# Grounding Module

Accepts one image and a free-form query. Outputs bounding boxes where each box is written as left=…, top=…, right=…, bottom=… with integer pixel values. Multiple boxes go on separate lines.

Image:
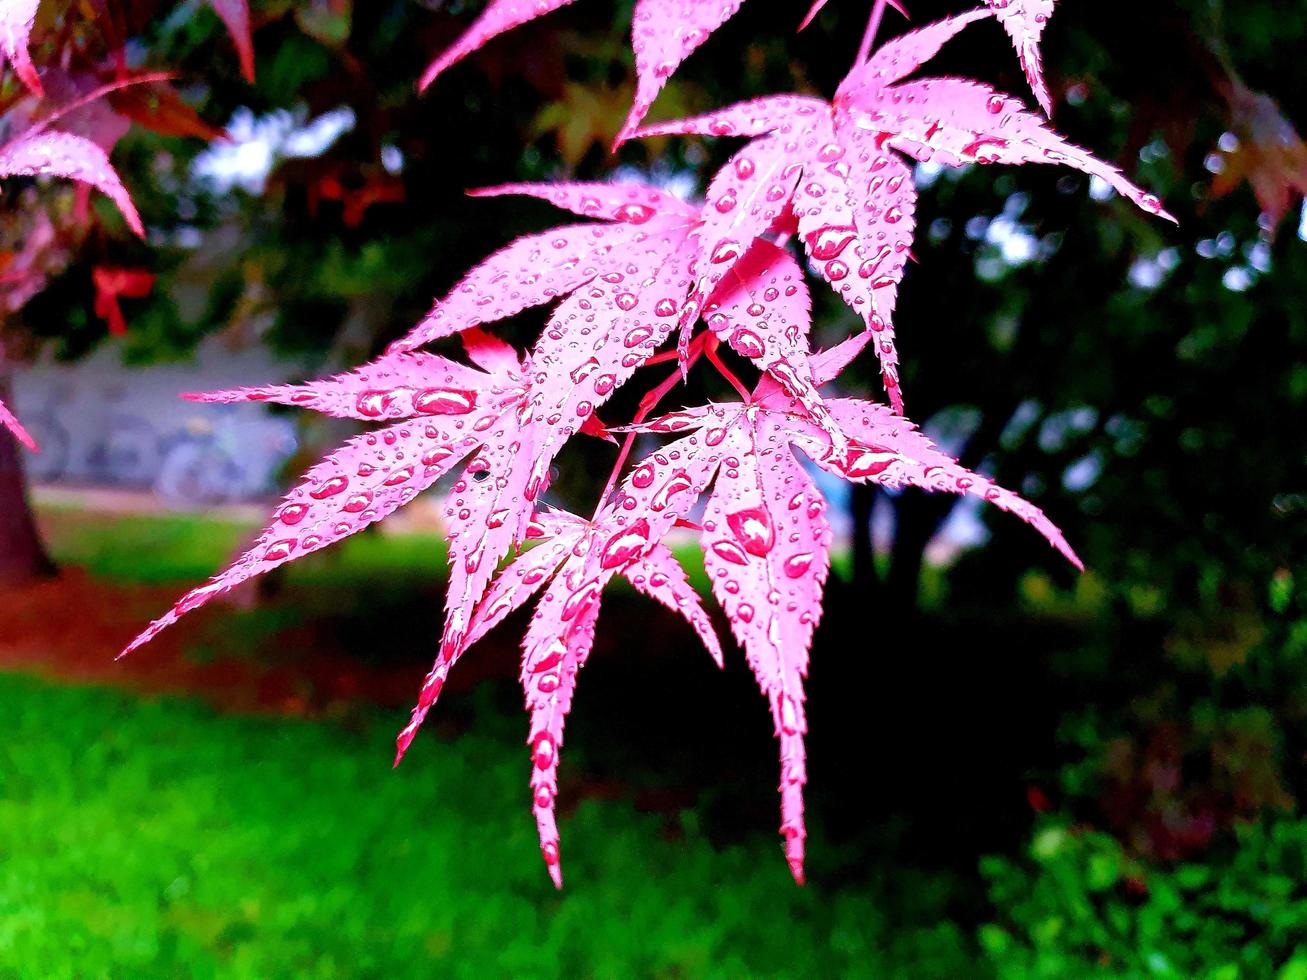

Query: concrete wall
left=12, top=340, right=303, bottom=504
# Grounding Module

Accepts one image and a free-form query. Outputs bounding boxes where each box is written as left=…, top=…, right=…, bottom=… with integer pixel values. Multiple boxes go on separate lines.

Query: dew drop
left=730, top=328, right=766, bottom=359
left=711, top=540, right=750, bottom=565
left=615, top=203, right=655, bottom=224
left=783, top=553, right=814, bottom=578
left=310, top=475, right=349, bottom=499
left=355, top=390, right=395, bottom=418
left=727, top=506, right=774, bottom=557
left=807, top=225, right=857, bottom=261
left=414, top=388, right=477, bottom=415
left=263, top=539, right=296, bottom=562
left=343, top=491, right=374, bottom=513
left=599, top=519, right=650, bottom=569
left=533, top=733, right=556, bottom=769
left=624, top=325, right=655, bottom=348
left=279, top=502, right=310, bottom=525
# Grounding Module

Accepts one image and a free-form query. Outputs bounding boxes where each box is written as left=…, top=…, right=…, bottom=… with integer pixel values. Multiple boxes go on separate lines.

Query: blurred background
left=0, top=0, right=1305, bottom=975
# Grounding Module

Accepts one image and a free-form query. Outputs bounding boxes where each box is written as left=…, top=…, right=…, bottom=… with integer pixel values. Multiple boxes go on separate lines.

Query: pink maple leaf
left=0, top=129, right=145, bottom=237
left=390, top=184, right=854, bottom=638
left=0, top=0, right=42, bottom=96
left=396, top=508, right=722, bottom=888
left=633, top=8, right=1172, bottom=413
left=395, top=327, right=1079, bottom=888
left=129, top=183, right=749, bottom=668
left=420, top=0, right=819, bottom=139
left=983, top=0, right=1058, bottom=115
left=417, top=1, right=1057, bottom=139
left=122, top=337, right=531, bottom=657
left=600, top=334, right=1081, bottom=883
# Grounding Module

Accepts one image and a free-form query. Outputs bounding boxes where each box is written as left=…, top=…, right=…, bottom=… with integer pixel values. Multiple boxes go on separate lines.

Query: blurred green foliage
left=981, top=818, right=1307, bottom=979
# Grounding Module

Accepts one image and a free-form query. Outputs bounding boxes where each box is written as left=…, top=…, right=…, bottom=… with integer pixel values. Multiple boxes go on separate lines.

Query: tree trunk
left=0, top=375, right=56, bottom=582
left=884, top=491, right=950, bottom=615
left=849, top=482, right=880, bottom=596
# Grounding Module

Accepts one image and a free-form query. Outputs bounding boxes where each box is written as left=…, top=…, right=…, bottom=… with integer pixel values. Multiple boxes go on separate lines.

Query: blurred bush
left=981, top=817, right=1307, bottom=978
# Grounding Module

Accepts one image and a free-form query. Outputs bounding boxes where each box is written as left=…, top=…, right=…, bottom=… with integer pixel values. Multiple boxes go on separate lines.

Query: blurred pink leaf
left=205, top=0, right=255, bottom=82
left=419, top=0, right=578, bottom=91
left=0, top=129, right=144, bottom=236
left=0, top=0, right=42, bottom=96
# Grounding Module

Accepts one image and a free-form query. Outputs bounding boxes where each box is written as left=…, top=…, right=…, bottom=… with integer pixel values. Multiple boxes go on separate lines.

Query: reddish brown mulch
left=0, top=568, right=453, bottom=718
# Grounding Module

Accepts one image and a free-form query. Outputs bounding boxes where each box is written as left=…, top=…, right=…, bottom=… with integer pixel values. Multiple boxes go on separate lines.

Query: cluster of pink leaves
left=418, top=0, right=1060, bottom=138
left=119, top=4, right=1171, bottom=886
left=0, top=0, right=253, bottom=446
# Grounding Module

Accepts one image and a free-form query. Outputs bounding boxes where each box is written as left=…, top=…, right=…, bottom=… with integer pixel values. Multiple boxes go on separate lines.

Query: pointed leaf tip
left=983, top=0, right=1057, bottom=115
left=0, top=0, right=42, bottom=96
left=620, top=0, right=749, bottom=137
left=0, top=131, right=145, bottom=237
left=204, top=0, right=256, bottom=82
left=798, top=0, right=827, bottom=31
left=418, top=0, right=578, bottom=92
left=0, top=398, right=36, bottom=451
left=393, top=728, right=416, bottom=768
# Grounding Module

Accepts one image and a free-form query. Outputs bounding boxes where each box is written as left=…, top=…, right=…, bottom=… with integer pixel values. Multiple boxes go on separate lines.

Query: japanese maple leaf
left=982, top=0, right=1058, bottom=115
left=607, top=334, right=1080, bottom=882
left=391, top=182, right=847, bottom=634
left=0, top=396, right=36, bottom=450
left=128, top=182, right=748, bottom=660
left=0, top=129, right=145, bottom=237
left=396, top=508, right=722, bottom=888
left=386, top=182, right=704, bottom=641
left=419, top=0, right=838, bottom=141
left=634, top=8, right=1172, bottom=414
left=396, top=332, right=1080, bottom=887
left=121, top=330, right=532, bottom=656
left=0, top=0, right=41, bottom=96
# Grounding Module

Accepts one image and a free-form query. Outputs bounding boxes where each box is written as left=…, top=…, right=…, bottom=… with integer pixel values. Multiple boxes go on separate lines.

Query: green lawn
left=0, top=675, right=973, bottom=978
left=35, top=507, right=449, bottom=587
left=4, top=505, right=1123, bottom=976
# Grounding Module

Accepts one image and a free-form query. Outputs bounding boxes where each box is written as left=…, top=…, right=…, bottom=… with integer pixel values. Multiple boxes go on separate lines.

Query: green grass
left=0, top=675, right=974, bottom=978
left=37, top=508, right=450, bottom=588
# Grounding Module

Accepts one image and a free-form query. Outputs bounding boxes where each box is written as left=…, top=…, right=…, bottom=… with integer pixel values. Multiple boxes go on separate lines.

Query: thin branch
left=594, top=333, right=707, bottom=516
left=854, top=0, right=908, bottom=67
left=704, top=336, right=751, bottom=400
